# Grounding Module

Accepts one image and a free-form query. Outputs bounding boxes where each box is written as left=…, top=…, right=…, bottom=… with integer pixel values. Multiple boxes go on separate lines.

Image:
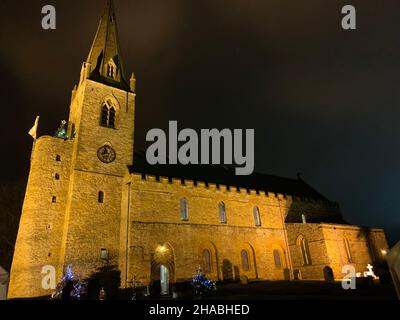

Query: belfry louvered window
left=107, top=63, right=115, bottom=78
left=101, top=105, right=109, bottom=127
left=109, top=107, right=116, bottom=128
left=100, top=100, right=116, bottom=129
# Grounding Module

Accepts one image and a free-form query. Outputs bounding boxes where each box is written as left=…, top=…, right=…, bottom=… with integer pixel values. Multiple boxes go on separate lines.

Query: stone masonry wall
left=8, top=137, right=73, bottom=299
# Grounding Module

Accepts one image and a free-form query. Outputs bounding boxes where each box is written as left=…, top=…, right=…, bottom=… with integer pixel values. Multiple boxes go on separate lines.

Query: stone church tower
left=8, top=0, right=136, bottom=298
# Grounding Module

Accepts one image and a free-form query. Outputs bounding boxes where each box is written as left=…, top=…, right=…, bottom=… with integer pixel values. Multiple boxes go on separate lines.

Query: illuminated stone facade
left=8, top=1, right=388, bottom=299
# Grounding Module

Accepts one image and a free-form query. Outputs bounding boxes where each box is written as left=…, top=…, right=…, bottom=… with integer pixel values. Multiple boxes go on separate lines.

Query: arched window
left=344, top=238, right=353, bottom=263
left=298, top=236, right=312, bottom=266
left=98, top=191, right=104, bottom=204
left=241, top=250, right=250, bottom=271
left=55, top=173, right=60, bottom=180
left=107, top=63, right=115, bottom=78
left=109, top=107, right=116, bottom=128
left=219, top=202, right=227, bottom=224
left=100, top=100, right=117, bottom=128
left=273, top=249, right=282, bottom=269
left=202, top=249, right=212, bottom=273
left=253, top=206, right=261, bottom=226
left=180, top=198, right=188, bottom=221
left=101, top=105, right=109, bottom=127
left=56, top=155, right=61, bottom=162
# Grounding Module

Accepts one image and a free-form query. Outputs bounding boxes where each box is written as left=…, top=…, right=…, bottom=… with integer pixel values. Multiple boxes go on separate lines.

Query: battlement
left=129, top=172, right=339, bottom=209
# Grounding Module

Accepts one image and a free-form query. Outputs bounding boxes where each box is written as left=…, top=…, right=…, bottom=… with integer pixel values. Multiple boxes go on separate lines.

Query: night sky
left=1, top=0, right=399, bottom=245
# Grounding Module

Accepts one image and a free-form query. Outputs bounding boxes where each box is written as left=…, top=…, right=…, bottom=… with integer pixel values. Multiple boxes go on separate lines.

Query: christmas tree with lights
left=191, top=266, right=216, bottom=296
left=51, top=265, right=83, bottom=300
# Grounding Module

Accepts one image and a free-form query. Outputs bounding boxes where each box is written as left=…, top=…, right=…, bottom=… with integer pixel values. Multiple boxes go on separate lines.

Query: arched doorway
left=151, top=243, right=175, bottom=296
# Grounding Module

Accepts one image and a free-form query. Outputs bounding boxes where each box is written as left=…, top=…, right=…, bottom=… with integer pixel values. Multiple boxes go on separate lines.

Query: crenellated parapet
left=127, top=171, right=342, bottom=227
left=128, top=172, right=339, bottom=209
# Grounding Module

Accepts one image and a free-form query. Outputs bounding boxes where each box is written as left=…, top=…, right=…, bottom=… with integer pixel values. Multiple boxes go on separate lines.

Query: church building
left=8, top=0, right=388, bottom=299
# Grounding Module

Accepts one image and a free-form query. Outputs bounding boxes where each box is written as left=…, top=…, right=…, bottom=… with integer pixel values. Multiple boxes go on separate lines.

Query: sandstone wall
left=124, top=174, right=294, bottom=286
left=8, top=136, right=73, bottom=298
left=286, top=223, right=388, bottom=280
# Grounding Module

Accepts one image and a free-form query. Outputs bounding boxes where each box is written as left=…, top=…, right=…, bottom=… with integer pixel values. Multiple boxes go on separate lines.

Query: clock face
left=97, top=145, right=116, bottom=164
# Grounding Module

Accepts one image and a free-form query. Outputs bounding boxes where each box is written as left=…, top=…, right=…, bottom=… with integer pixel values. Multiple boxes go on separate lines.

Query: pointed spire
left=86, top=0, right=129, bottom=90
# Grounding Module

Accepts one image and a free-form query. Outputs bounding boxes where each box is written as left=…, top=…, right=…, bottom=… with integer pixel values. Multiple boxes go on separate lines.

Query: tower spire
left=86, top=0, right=129, bottom=90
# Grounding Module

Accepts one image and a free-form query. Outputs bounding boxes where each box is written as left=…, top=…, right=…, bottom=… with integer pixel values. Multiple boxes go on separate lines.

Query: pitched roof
left=129, top=152, right=329, bottom=201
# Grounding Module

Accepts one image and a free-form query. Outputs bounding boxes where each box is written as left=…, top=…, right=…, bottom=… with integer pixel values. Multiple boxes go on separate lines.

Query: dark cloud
left=0, top=0, right=399, bottom=245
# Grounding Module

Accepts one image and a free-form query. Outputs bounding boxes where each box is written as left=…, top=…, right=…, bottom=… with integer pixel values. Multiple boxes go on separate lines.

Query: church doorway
left=150, top=243, right=175, bottom=297
left=160, top=265, right=170, bottom=296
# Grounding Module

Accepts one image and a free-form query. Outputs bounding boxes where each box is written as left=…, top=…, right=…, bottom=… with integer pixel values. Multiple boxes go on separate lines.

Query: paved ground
left=196, top=280, right=398, bottom=300
left=151, top=280, right=397, bottom=300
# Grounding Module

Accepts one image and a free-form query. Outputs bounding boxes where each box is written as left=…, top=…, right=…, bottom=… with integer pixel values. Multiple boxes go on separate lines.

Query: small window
left=56, top=155, right=61, bottom=162
left=107, top=63, right=115, bottom=78
left=253, top=206, right=261, bottom=227
left=55, top=173, right=60, bottom=180
left=52, top=196, right=57, bottom=203
left=219, top=202, right=227, bottom=224
left=101, top=248, right=109, bottom=260
left=202, top=249, right=212, bottom=273
left=344, top=238, right=353, bottom=263
left=180, top=198, right=189, bottom=221
left=98, top=191, right=104, bottom=204
left=273, top=249, right=282, bottom=269
left=241, top=250, right=250, bottom=271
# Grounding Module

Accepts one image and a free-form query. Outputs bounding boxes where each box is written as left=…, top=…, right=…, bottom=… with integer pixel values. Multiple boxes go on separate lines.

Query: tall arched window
left=273, top=249, right=282, bottom=269
left=180, top=198, right=188, bottom=221
left=101, top=105, right=109, bottom=127
left=98, top=191, right=104, bottom=204
left=344, top=238, right=353, bottom=263
left=253, top=206, right=261, bottom=227
left=241, top=250, right=250, bottom=271
left=202, top=249, right=212, bottom=273
left=219, top=202, right=227, bottom=224
left=298, top=236, right=312, bottom=266
left=100, top=100, right=116, bottom=128
left=109, top=107, right=116, bottom=128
